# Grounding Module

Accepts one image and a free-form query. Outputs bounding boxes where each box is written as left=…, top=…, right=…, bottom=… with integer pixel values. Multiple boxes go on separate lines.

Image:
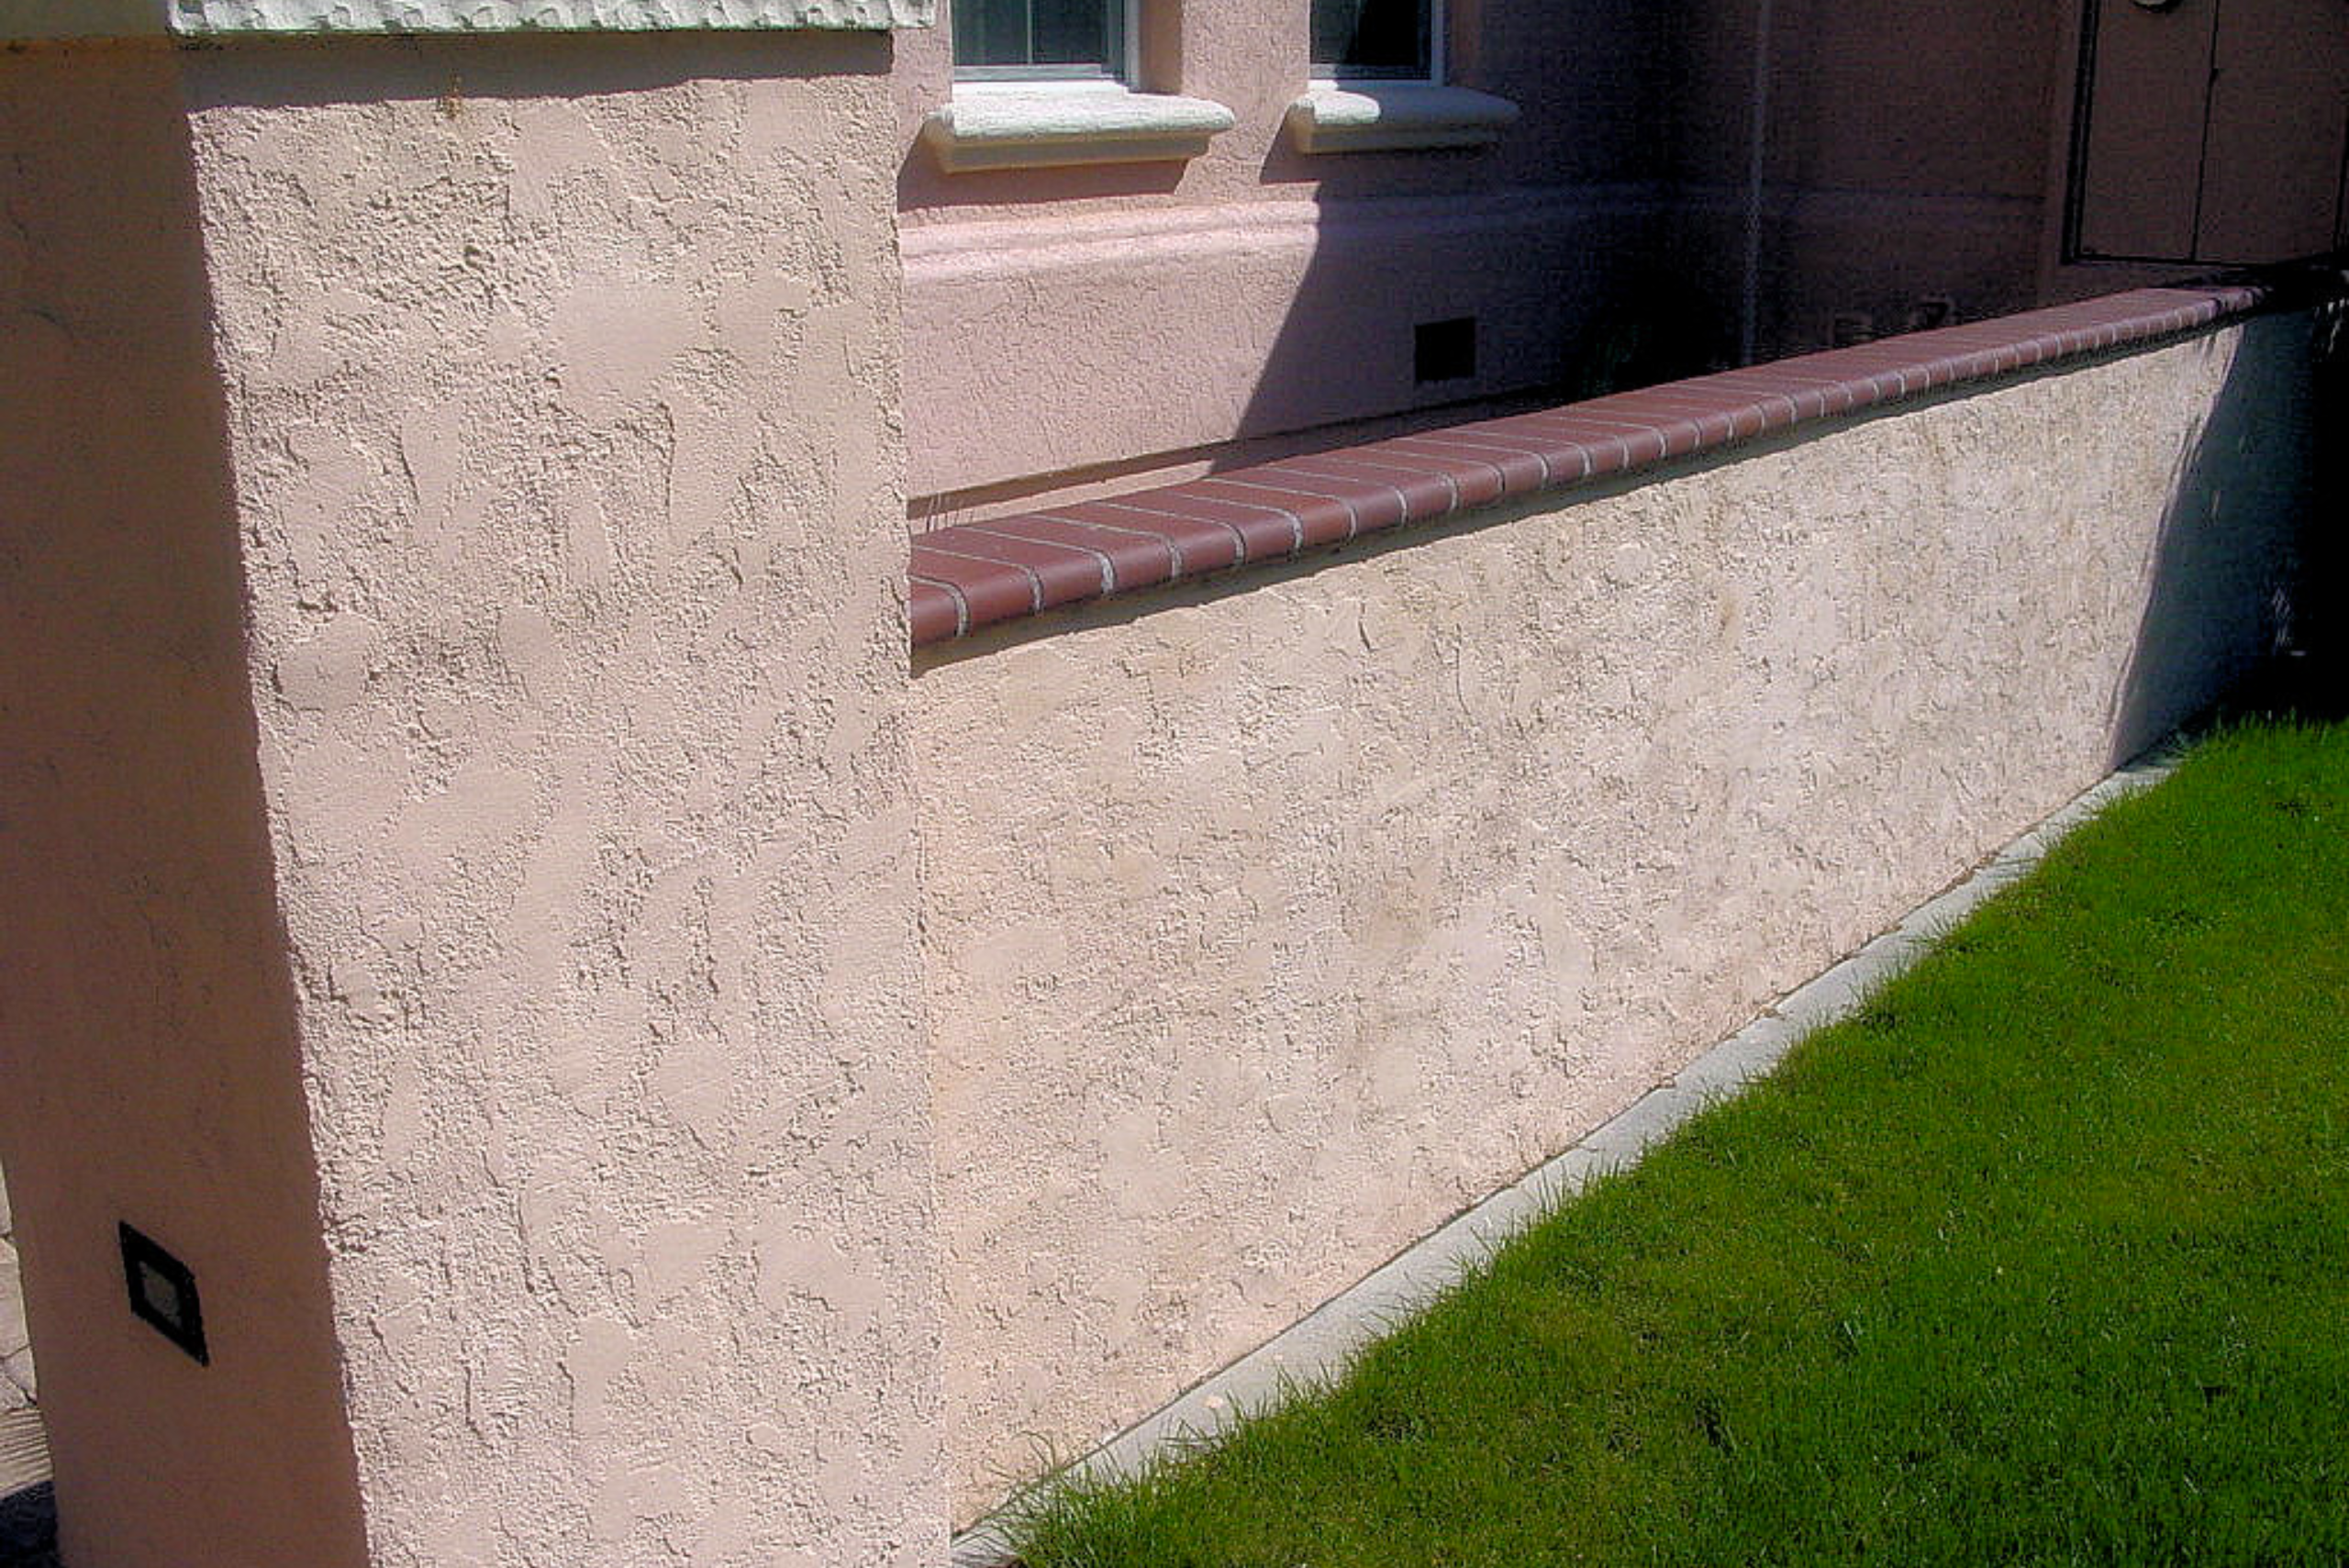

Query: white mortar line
left=950, top=744, right=2184, bottom=1568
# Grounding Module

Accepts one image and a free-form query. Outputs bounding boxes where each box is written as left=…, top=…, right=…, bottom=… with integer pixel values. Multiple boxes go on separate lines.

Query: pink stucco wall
left=896, top=0, right=2342, bottom=506
left=899, top=0, right=2079, bottom=504
left=916, top=310, right=2321, bottom=1521
left=1663, top=0, right=2076, bottom=359
left=4, top=28, right=943, bottom=1568
left=175, top=32, right=941, bottom=1566
left=895, top=0, right=1676, bottom=504
left=0, top=40, right=373, bottom=1568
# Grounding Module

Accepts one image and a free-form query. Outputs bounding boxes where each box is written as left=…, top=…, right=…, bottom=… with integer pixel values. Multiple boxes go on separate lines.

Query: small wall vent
left=1415, top=317, right=1477, bottom=384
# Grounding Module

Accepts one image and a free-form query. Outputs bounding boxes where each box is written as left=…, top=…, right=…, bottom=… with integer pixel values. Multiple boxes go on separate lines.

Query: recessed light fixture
left=119, top=1223, right=208, bottom=1366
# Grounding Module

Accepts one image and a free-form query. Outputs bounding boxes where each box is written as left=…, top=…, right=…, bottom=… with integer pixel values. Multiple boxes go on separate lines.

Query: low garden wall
left=912, top=293, right=2321, bottom=1523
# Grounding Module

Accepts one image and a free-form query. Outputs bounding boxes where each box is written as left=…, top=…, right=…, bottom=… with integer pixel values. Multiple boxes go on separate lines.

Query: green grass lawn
left=1009, top=718, right=2349, bottom=1568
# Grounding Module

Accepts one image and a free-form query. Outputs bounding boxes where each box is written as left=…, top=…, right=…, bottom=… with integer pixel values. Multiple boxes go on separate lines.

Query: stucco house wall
left=895, top=0, right=1681, bottom=506
left=1664, top=0, right=2076, bottom=361
left=896, top=0, right=2340, bottom=510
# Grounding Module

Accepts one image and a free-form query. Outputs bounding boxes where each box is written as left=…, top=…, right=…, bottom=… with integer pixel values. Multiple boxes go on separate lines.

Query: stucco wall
left=0, top=41, right=373, bottom=1568
left=902, top=192, right=1658, bottom=501
left=895, top=0, right=2250, bottom=505
left=179, top=33, right=939, bottom=1565
left=896, top=0, right=1676, bottom=502
left=1662, top=0, right=2071, bottom=361
left=914, top=317, right=2314, bottom=1522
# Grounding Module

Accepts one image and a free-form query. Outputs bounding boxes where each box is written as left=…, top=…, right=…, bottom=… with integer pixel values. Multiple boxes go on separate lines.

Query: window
left=954, top=0, right=1135, bottom=80
left=1311, top=0, right=1436, bottom=82
left=1285, top=0, right=1512, bottom=155
left=926, top=0, right=1235, bottom=172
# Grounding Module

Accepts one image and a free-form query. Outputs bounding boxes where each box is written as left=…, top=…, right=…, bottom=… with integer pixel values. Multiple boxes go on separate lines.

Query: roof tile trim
left=908, top=284, right=2266, bottom=649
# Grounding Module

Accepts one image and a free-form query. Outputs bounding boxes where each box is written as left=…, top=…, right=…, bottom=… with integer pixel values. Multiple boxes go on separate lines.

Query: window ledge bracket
left=1285, top=83, right=1520, bottom=154
left=924, top=91, right=1238, bottom=173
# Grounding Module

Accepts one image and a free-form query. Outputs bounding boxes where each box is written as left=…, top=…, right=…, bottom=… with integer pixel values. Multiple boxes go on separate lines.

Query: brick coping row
left=909, top=284, right=2266, bottom=648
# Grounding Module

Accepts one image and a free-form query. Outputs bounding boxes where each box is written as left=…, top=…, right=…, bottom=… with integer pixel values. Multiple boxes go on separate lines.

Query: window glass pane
left=1311, top=0, right=1431, bottom=77
left=954, top=0, right=1123, bottom=72
left=954, top=0, right=1033, bottom=67
left=1031, top=0, right=1118, bottom=65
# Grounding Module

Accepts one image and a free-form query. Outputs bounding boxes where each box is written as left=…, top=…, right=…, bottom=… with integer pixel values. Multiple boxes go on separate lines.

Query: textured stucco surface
left=0, top=0, right=930, bottom=36
left=0, top=41, right=372, bottom=1568
left=182, top=34, right=940, bottom=1565
left=914, top=320, right=2313, bottom=1522
left=900, top=191, right=1659, bottom=499
left=895, top=0, right=1676, bottom=504
left=890, top=0, right=2161, bottom=505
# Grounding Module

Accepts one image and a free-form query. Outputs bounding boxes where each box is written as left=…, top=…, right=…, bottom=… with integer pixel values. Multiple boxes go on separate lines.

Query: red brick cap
left=908, top=284, right=2266, bottom=647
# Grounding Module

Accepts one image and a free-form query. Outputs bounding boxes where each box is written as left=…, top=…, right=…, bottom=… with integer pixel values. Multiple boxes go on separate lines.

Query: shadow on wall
left=0, top=1481, right=55, bottom=1568
left=1654, top=0, right=2065, bottom=370
left=1220, top=0, right=1686, bottom=469
left=2109, top=297, right=2339, bottom=762
left=2302, top=284, right=2349, bottom=704
left=0, top=41, right=371, bottom=1568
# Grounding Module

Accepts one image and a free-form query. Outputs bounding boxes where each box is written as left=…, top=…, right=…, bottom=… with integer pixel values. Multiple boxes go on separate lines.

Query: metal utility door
left=2073, top=0, right=2349, bottom=263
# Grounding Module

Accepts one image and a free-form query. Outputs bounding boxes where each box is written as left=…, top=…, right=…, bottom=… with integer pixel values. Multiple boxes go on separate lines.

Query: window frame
left=1308, top=0, right=1444, bottom=86
left=952, top=0, right=1142, bottom=86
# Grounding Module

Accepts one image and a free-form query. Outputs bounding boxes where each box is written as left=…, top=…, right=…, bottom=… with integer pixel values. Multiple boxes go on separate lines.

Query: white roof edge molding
left=923, top=90, right=1236, bottom=173
left=0, top=0, right=931, bottom=37
left=1286, top=83, right=1520, bottom=154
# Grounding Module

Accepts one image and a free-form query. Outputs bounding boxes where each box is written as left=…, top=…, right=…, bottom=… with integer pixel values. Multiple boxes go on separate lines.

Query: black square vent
left=1415, top=317, right=1477, bottom=384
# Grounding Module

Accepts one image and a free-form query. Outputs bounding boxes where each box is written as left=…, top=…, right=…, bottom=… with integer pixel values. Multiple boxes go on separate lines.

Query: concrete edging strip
left=950, top=743, right=2182, bottom=1566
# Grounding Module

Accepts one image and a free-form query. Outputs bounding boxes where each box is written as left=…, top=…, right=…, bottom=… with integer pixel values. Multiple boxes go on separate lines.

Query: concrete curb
left=951, top=745, right=2181, bottom=1567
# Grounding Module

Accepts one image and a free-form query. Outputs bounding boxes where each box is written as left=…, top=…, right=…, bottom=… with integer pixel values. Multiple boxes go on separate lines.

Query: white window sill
left=923, top=88, right=1237, bottom=173
left=1285, top=83, right=1520, bottom=154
